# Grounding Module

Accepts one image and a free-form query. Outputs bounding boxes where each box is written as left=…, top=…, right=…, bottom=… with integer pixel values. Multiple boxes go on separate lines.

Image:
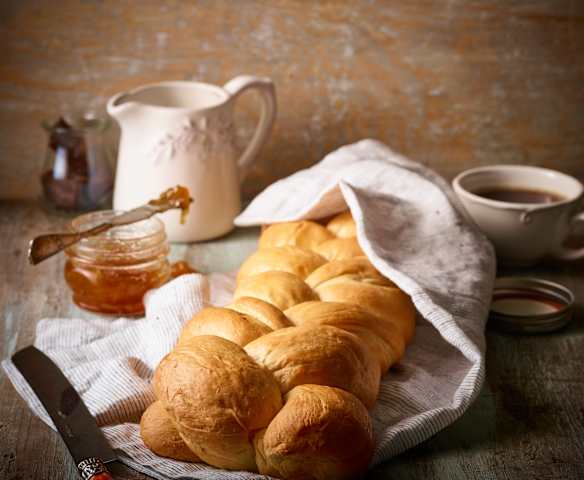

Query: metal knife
left=12, top=346, right=116, bottom=479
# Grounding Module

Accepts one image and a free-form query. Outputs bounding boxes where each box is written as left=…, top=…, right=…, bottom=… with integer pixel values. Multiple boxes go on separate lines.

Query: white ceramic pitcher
left=107, top=76, right=276, bottom=242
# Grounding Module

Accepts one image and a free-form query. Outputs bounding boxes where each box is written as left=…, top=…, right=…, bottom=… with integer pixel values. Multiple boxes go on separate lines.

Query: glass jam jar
left=65, top=210, right=171, bottom=315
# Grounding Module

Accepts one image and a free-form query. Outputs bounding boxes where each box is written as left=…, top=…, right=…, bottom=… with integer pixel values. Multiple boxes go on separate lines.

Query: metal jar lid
left=489, top=277, right=575, bottom=334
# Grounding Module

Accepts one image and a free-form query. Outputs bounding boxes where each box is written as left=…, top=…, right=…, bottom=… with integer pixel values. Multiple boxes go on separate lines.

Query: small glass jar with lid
left=65, top=210, right=171, bottom=315
left=41, top=112, right=114, bottom=212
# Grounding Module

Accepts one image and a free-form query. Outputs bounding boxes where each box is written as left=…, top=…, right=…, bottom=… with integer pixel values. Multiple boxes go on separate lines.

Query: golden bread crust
left=237, top=246, right=327, bottom=282
left=227, top=296, right=292, bottom=330
left=326, top=211, right=357, bottom=238
left=244, top=325, right=380, bottom=408
left=305, top=257, right=395, bottom=289
left=140, top=401, right=201, bottom=462
left=314, top=237, right=364, bottom=261
left=178, top=306, right=273, bottom=347
left=314, top=281, right=416, bottom=344
left=153, top=336, right=282, bottom=471
left=254, top=385, right=374, bottom=480
left=305, top=258, right=416, bottom=343
left=234, top=271, right=318, bottom=311
left=259, top=220, right=334, bottom=250
left=285, top=301, right=405, bottom=373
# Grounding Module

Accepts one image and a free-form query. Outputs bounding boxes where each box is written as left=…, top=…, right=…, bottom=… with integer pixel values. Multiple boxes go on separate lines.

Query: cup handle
left=223, top=76, right=277, bottom=182
left=550, top=211, right=584, bottom=261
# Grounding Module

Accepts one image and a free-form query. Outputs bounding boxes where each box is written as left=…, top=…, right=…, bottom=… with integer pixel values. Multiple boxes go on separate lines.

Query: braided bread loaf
left=140, top=211, right=416, bottom=479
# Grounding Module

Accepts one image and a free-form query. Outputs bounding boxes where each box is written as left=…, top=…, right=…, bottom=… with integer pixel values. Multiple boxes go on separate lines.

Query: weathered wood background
left=1, top=0, right=583, bottom=201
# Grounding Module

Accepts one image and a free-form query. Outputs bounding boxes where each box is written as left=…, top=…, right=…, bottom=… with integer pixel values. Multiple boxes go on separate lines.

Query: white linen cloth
left=3, top=139, right=495, bottom=479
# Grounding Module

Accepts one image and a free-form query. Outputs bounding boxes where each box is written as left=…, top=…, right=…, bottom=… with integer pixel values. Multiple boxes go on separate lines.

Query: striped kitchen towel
left=3, top=139, right=495, bottom=479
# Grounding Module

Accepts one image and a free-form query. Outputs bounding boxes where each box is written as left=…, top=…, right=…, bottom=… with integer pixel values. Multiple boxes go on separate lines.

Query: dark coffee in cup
left=473, top=187, right=566, bottom=204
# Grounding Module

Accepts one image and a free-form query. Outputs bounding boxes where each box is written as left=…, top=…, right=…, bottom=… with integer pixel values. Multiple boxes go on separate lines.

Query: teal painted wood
left=1, top=202, right=583, bottom=479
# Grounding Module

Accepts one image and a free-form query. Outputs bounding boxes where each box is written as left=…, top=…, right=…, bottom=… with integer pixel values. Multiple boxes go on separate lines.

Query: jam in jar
left=65, top=210, right=171, bottom=315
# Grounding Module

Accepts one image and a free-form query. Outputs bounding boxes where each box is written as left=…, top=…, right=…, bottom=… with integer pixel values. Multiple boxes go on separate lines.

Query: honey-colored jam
left=170, top=260, right=197, bottom=278
left=65, top=259, right=170, bottom=315
left=149, top=185, right=193, bottom=224
left=65, top=211, right=171, bottom=315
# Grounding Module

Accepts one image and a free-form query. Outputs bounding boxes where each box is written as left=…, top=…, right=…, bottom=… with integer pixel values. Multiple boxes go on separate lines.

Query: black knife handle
left=77, top=457, right=113, bottom=480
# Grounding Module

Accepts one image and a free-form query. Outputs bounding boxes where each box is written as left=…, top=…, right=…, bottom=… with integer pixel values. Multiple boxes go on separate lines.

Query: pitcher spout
left=106, top=91, right=137, bottom=123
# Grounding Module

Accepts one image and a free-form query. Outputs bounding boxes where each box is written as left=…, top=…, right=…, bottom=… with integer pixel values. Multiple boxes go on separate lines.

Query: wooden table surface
left=1, top=200, right=583, bottom=480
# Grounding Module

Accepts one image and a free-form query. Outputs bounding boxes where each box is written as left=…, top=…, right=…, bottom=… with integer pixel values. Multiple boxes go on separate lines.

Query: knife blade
left=12, top=346, right=116, bottom=479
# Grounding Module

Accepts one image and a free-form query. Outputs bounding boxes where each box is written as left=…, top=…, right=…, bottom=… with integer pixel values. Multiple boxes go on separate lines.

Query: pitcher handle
left=223, top=75, right=277, bottom=182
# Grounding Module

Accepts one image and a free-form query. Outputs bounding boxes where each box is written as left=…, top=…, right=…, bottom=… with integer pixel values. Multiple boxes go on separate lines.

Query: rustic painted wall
left=1, top=0, right=583, bottom=201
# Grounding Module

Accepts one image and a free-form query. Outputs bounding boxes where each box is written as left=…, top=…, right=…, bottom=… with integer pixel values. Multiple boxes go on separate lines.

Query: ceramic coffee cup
left=453, top=165, right=584, bottom=266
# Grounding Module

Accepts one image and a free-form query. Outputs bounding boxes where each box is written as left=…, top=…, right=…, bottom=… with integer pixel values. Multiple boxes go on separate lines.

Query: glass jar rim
left=68, top=210, right=167, bottom=259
